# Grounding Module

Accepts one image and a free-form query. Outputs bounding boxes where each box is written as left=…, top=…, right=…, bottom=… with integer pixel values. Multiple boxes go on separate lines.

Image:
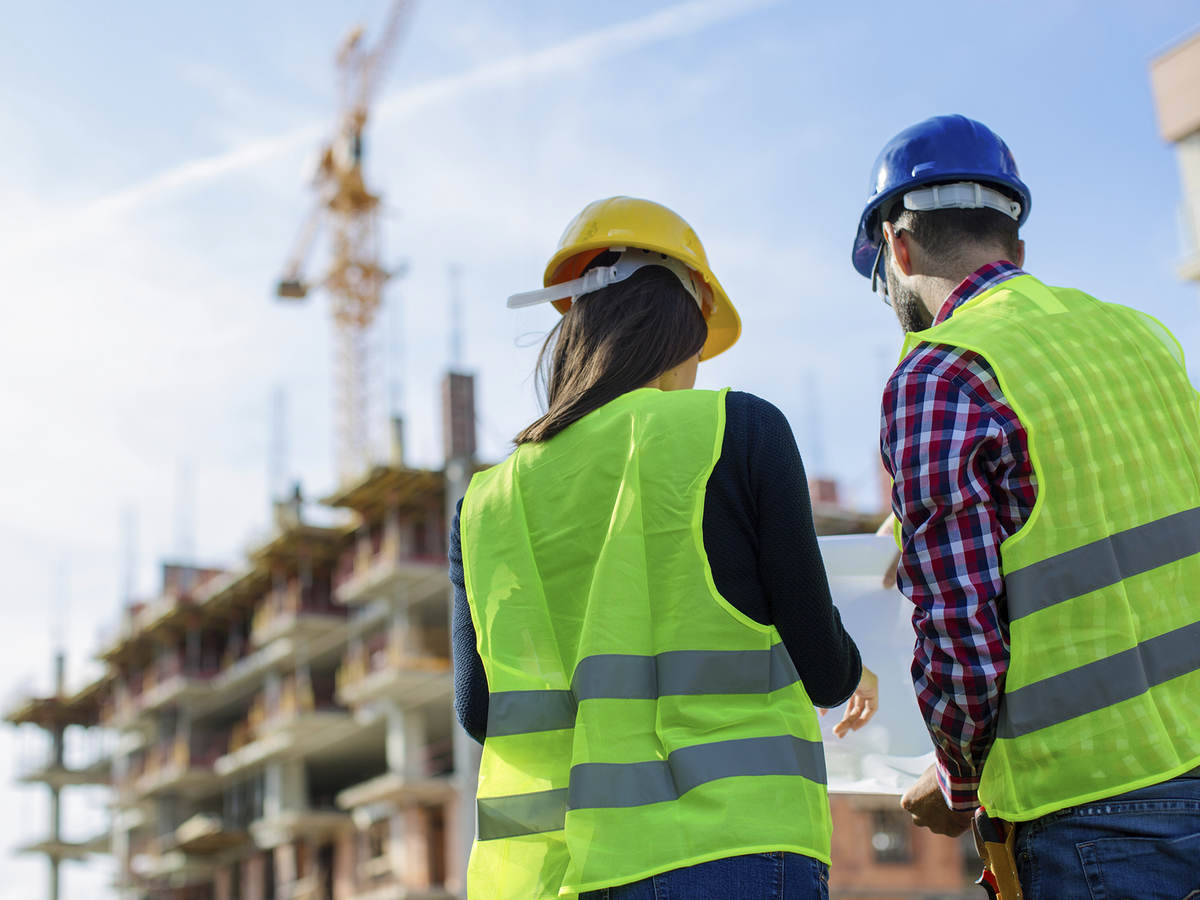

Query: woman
left=449, top=196, right=877, bottom=900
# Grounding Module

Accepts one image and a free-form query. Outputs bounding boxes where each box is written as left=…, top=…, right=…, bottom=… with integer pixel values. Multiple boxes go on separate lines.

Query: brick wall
left=829, top=794, right=976, bottom=900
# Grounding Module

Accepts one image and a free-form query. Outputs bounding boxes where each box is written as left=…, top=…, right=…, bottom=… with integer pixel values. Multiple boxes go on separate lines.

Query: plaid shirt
left=880, top=260, right=1037, bottom=811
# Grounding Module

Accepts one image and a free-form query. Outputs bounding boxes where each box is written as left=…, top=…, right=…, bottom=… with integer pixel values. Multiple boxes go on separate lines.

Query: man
left=854, top=114, right=1200, bottom=897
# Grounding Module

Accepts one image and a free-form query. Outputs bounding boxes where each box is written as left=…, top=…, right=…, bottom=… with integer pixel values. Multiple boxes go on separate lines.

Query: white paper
left=816, top=534, right=936, bottom=795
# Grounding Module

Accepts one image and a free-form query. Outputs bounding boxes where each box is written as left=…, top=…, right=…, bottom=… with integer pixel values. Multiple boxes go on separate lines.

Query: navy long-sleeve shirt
left=449, top=390, right=862, bottom=743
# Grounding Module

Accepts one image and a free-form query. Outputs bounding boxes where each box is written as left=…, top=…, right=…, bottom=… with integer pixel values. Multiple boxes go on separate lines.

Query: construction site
left=5, top=4, right=1200, bottom=900
left=6, top=396, right=978, bottom=899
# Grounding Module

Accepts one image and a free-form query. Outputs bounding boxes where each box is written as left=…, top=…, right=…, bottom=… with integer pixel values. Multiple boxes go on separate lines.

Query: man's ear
left=883, top=221, right=915, bottom=277
left=1015, top=238, right=1026, bottom=268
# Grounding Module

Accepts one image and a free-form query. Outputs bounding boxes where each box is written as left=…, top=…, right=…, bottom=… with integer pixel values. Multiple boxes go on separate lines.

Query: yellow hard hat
left=541, top=196, right=741, bottom=360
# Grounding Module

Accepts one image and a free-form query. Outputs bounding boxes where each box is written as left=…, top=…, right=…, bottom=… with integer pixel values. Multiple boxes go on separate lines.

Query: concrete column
left=275, top=842, right=296, bottom=892
left=264, top=759, right=307, bottom=819
left=111, top=797, right=133, bottom=900
left=388, top=809, right=409, bottom=885
left=49, top=658, right=65, bottom=900
left=214, top=866, right=232, bottom=900
left=384, top=507, right=401, bottom=559
left=449, top=724, right=481, bottom=891
left=185, top=625, right=200, bottom=675
left=391, top=605, right=411, bottom=658
left=385, top=701, right=427, bottom=777
left=264, top=669, right=282, bottom=719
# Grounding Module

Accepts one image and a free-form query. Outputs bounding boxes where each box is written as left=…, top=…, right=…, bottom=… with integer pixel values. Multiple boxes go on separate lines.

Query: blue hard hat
left=851, top=114, right=1031, bottom=278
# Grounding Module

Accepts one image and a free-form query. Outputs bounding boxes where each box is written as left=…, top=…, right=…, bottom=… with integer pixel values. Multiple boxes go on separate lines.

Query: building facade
left=1151, top=28, right=1200, bottom=281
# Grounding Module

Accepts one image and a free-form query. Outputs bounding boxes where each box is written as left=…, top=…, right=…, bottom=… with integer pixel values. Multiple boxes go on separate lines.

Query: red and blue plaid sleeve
left=881, top=336, right=1036, bottom=811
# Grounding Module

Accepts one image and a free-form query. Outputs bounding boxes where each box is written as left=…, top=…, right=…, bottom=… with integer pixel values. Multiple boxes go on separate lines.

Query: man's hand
left=900, top=764, right=974, bottom=837
left=874, top=515, right=901, bottom=589
left=832, top=666, right=879, bottom=738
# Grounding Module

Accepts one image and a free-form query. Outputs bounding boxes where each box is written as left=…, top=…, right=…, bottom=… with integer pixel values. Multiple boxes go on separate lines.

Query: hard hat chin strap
left=902, top=181, right=1022, bottom=221
left=507, top=248, right=705, bottom=312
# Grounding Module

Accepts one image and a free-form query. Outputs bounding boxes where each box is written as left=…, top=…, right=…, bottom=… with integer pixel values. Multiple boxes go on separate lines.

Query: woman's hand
left=832, top=665, right=879, bottom=738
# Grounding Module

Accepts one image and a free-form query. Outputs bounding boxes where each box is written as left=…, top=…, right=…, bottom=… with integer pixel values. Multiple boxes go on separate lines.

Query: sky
left=0, top=0, right=1197, bottom=896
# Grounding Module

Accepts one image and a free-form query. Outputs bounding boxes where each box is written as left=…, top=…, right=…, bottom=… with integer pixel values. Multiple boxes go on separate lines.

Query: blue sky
left=1, top=1, right=1197, bottom=895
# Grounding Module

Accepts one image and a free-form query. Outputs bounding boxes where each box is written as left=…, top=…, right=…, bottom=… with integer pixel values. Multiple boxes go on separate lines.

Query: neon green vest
left=898, top=274, right=1200, bottom=822
left=461, top=388, right=831, bottom=898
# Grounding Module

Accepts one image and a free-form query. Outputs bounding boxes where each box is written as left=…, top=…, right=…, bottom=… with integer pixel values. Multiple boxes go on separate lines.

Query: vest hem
left=983, top=750, right=1200, bottom=823
left=560, top=842, right=832, bottom=895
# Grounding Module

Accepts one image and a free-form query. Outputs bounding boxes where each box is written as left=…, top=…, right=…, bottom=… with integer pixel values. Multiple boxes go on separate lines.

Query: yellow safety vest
left=461, top=387, right=831, bottom=898
left=897, top=274, right=1200, bottom=822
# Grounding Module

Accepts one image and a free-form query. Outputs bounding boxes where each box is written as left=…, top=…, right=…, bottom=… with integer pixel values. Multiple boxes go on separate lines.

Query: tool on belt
left=972, top=808, right=1024, bottom=900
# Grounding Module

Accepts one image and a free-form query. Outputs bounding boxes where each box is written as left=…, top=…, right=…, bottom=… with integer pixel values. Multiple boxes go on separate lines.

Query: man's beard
left=887, top=265, right=934, bottom=333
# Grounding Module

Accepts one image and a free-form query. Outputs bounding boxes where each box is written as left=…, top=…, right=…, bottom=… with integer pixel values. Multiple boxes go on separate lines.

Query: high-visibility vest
left=461, top=387, right=831, bottom=898
left=897, top=274, right=1200, bottom=822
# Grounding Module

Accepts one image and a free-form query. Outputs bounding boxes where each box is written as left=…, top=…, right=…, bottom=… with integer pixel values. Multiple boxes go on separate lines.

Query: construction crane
left=276, top=0, right=415, bottom=482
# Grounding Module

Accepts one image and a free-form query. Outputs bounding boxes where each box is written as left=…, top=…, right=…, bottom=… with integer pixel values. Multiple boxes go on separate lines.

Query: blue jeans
left=1014, top=774, right=1200, bottom=899
left=580, top=852, right=829, bottom=899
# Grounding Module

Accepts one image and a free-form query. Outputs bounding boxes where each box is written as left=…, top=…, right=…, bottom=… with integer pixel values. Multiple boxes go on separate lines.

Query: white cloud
left=4, top=0, right=782, bottom=264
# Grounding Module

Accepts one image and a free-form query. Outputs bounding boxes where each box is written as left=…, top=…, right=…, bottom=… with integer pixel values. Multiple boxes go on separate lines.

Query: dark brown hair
left=886, top=202, right=1021, bottom=276
left=514, top=259, right=708, bottom=444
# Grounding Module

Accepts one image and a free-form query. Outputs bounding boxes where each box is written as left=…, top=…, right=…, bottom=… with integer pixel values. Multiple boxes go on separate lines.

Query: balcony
left=338, top=739, right=454, bottom=811
left=101, top=653, right=221, bottom=727
left=334, top=525, right=446, bottom=607
left=14, top=836, right=92, bottom=861
left=103, top=676, right=148, bottom=730
left=134, top=735, right=225, bottom=799
left=130, top=847, right=218, bottom=886
left=336, top=770, right=455, bottom=811
left=249, top=807, right=349, bottom=850
left=250, top=583, right=346, bottom=649
left=211, top=637, right=295, bottom=698
left=335, top=629, right=451, bottom=709
left=80, top=829, right=110, bottom=854
left=349, top=883, right=457, bottom=900
left=215, top=680, right=357, bottom=778
left=16, top=756, right=110, bottom=789
left=172, top=813, right=249, bottom=854
left=140, top=656, right=220, bottom=713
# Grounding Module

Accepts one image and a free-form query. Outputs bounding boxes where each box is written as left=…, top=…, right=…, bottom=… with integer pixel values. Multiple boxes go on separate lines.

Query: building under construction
left=3, top=371, right=476, bottom=900
left=5, top=367, right=989, bottom=900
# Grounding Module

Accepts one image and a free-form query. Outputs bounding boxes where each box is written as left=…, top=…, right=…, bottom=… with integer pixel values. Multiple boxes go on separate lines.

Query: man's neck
left=916, top=273, right=968, bottom=321
left=918, top=251, right=1015, bottom=321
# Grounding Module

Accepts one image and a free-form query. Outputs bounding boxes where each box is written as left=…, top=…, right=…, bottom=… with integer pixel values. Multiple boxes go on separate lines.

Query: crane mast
left=276, top=1, right=415, bottom=482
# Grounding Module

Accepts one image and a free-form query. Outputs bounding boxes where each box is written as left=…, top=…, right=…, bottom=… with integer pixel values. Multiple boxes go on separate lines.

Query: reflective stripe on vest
left=1005, top=506, right=1200, bottom=622
left=999, top=618, right=1200, bottom=739
left=898, top=275, right=1200, bottom=822
left=486, top=643, right=801, bottom=737
left=461, top=388, right=832, bottom=898
left=477, top=734, right=827, bottom=841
